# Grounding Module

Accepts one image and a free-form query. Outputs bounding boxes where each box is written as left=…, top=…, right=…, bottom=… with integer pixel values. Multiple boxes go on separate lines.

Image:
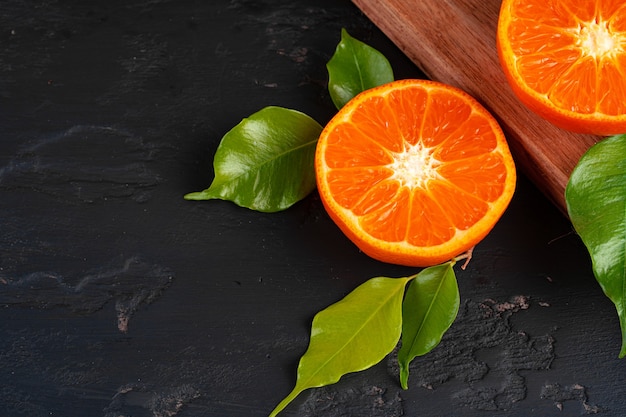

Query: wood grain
left=352, top=0, right=601, bottom=216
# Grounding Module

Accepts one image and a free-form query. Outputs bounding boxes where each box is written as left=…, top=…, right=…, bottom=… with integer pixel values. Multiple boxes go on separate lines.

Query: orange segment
left=315, top=79, right=516, bottom=267
left=497, top=0, right=626, bottom=135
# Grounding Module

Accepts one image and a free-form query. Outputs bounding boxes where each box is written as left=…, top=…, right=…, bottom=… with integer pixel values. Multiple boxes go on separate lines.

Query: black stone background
left=0, top=1, right=625, bottom=416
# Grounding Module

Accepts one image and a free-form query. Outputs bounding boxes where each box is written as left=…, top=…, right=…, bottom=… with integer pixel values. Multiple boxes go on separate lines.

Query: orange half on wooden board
left=315, top=79, right=517, bottom=267
left=497, top=0, right=626, bottom=135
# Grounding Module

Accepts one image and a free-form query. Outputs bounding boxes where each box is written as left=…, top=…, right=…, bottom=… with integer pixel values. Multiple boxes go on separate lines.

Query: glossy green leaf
left=326, top=28, right=394, bottom=110
left=565, top=134, right=626, bottom=358
left=269, top=276, right=410, bottom=417
left=184, top=106, right=322, bottom=212
left=397, top=262, right=459, bottom=389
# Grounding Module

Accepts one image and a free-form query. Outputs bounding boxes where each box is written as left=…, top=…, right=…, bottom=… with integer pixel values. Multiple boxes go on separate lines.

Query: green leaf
left=269, top=276, right=410, bottom=417
left=397, top=262, right=460, bottom=389
left=184, top=106, right=322, bottom=212
left=565, top=134, right=626, bottom=358
left=326, top=28, right=394, bottom=110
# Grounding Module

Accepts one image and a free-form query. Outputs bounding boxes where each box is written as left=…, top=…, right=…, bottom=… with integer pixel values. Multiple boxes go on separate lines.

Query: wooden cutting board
left=352, top=0, right=601, bottom=216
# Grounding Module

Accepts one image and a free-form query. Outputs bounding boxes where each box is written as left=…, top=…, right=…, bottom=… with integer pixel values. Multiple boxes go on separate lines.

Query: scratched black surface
left=1, top=1, right=625, bottom=416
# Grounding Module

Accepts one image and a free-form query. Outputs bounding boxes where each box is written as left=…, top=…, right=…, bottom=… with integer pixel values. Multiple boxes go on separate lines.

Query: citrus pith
left=315, top=79, right=516, bottom=267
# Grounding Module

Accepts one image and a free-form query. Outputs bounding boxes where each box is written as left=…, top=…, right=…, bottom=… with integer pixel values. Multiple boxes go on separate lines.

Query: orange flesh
left=321, top=82, right=511, bottom=249
left=506, top=0, right=626, bottom=116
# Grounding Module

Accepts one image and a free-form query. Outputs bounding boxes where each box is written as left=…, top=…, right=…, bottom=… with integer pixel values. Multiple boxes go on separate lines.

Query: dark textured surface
left=1, top=1, right=625, bottom=416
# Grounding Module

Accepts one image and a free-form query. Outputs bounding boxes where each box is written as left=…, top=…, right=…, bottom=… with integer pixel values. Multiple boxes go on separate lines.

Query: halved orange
left=497, top=0, right=626, bottom=135
left=315, top=79, right=516, bottom=267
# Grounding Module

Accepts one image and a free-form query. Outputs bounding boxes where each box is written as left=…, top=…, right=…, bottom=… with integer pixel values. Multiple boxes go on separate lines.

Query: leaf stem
left=454, top=246, right=474, bottom=270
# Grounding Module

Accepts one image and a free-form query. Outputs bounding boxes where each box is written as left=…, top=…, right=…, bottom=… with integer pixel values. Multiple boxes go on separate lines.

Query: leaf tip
left=267, top=388, right=302, bottom=417
left=183, top=191, right=206, bottom=200
left=398, top=359, right=410, bottom=390
left=400, top=375, right=409, bottom=391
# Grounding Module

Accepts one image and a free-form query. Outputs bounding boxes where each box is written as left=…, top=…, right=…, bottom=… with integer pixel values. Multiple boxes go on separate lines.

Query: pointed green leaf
left=184, top=106, right=322, bottom=212
left=326, top=28, right=394, bottom=110
left=565, top=133, right=626, bottom=358
left=398, top=262, right=459, bottom=389
left=269, top=276, right=410, bottom=417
